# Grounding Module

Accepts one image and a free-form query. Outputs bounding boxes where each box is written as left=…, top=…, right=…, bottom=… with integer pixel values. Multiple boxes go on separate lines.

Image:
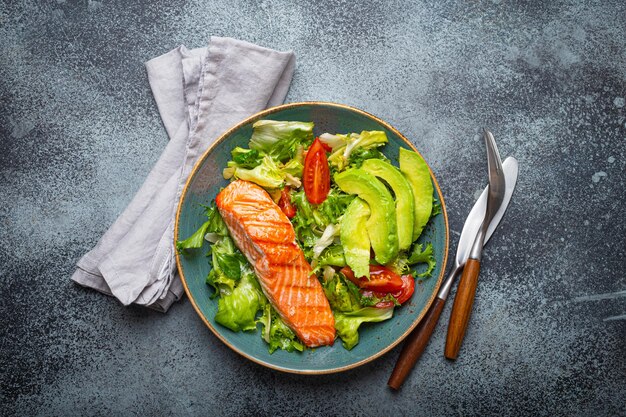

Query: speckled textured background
left=1, top=1, right=625, bottom=415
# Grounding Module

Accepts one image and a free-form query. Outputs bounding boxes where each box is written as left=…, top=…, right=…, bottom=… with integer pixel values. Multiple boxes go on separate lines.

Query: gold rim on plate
left=174, top=101, right=449, bottom=374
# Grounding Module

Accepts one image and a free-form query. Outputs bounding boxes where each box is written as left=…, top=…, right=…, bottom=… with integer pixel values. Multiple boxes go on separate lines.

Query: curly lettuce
left=407, top=243, right=436, bottom=278
left=257, top=304, right=304, bottom=354
left=312, top=223, right=341, bottom=259
left=320, top=130, right=388, bottom=171
left=334, top=307, right=394, bottom=350
left=290, top=189, right=354, bottom=262
left=229, top=147, right=263, bottom=169
left=316, top=245, right=347, bottom=268
left=388, top=242, right=436, bottom=278
left=347, top=147, right=389, bottom=168
left=205, top=236, right=245, bottom=295
left=176, top=204, right=228, bottom=253
left=291, top=189, right=354, bottom=232
left=249, top=120, right=314, bottom=162
left=431, top=198, right=442, bottom=217
left=321, top=271, right=361, bottom=313
left=223, top=155, right=284, bottom=189
left=176, top=220, right=211, bottom=253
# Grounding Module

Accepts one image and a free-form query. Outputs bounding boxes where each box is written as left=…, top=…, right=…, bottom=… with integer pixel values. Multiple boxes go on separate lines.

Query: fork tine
left=483, top=129, right=503, bottom=174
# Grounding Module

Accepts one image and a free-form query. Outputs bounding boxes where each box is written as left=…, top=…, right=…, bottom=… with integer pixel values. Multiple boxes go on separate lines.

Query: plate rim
left=174, top=101, right=449, bottom=374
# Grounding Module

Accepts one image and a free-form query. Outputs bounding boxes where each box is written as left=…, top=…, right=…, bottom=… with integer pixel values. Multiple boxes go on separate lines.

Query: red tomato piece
left=345, top=268, right=415, bottom=308
left=394, top=274, right=415, bottom=304
left=319, top=141, right=332, bottom=152
left=340, top=265, right=404, bottom=293
left=374, top=274, right=415, bottom=307
left=277, top=186, right=296, bottom=218
left=340, top=266, right=355, bottom=280
left=303, top=138, right=330, bottom=204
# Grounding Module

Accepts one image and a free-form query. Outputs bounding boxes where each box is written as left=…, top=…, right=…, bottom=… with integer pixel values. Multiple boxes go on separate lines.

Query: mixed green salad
left=177, top=120, right=440, bottom=352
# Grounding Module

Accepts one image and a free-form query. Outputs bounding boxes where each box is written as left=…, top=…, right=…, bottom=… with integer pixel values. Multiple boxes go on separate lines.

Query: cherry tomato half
left=346, top=269, right=415, bottom=308
left=340, top=265, right=404, bottom=293
left=394, top=274, right=415, bottom=304
left=303, top=138, right=330, bottom=204
left=374, top=274, right=415, bottom=307
left=278, top=186, right=296, bottom=218
left=319, top=141, right=332, bottom=152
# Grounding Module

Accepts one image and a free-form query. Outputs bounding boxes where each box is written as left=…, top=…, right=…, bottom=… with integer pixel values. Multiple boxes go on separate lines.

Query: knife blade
left=388, top=155, right=518, bottom=390
left=438, top=156, right=518, bottom=299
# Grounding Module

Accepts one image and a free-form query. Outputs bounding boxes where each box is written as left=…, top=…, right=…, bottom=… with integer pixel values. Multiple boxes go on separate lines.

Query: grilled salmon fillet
left=216, top=180, right=335, bottom=347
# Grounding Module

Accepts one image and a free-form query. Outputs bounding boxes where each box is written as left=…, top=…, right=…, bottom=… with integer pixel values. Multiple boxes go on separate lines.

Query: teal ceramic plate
left=175, top=102, right=448, bottom=374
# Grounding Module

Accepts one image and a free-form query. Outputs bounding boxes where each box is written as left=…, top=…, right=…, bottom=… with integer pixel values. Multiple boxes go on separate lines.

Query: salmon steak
left=215, top=180, right=335, bottom=347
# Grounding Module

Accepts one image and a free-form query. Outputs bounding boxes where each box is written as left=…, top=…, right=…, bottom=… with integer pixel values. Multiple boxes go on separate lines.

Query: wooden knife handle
left=444, top=258, right=481, bottom=360
left=388, top=297, right=446, bottom=390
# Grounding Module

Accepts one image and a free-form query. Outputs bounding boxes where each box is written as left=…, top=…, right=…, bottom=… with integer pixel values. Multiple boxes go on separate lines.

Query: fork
left=444, top=129, right=506, bottom=359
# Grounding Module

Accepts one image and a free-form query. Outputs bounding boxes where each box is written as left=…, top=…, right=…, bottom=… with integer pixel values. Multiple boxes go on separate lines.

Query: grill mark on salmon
left=216, top=180, right=335, bottom=347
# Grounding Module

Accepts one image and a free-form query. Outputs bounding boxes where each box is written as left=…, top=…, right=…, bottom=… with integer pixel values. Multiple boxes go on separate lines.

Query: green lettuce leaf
left=224, top=145, right=305, bottom=188
left=291, top=189, right=354, bottom=230
left=321, top=271, right=361, bottom=313
left=347, top=147, right=389, bottom=168
left=214, top=270, right=266, bottom=332
left=213, top=248, right=246, bottom=281
left=204, top=204, right=229, bottom=237
left=322, top=131, right=388, bottom=171
left=312, top=223, right=340, bottom=259
left=258, top=304, right=304, bottom=354
left=229, top=147, right=263, bottom=169
left=176, top=203, right=229, bottom=253
left=317, top=191, right=354, bottom=225
left=205, top=236, right=245, bottom=296
left=407, top=243, right=436, bottom=278
left=206, top=268, right=237, bottom=299
left=249, top=120, right=314, bottom=162
left=334, top=307, right=394, bottom=350
left=318, top=132, right=352, bottom=151
left=341, top=273, right=399, bottom=308
left=226, top=155, right=285, bottom=189
left=290, top=189, right=354, bottom=263
left=431, top=198, right=442, bottom=217
left=176, top=220, right=210, bottom=253
left=387, top=242, right=436, bottom=278
left=281, top=159, right=304, bottom=178
left=317, top=245, right=347, bottom=268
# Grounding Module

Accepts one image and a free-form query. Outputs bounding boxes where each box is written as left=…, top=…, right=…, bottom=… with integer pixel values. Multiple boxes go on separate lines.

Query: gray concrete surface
left=1, top=1, right=625, bottom=415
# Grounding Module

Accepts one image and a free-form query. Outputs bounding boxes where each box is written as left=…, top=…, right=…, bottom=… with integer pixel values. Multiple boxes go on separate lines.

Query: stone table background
left=1, top=1, right=625, bottom=416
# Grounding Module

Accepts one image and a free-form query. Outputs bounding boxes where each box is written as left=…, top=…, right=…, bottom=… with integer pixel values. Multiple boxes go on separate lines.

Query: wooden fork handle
left=388, top=297, right=446, bottom=390
left=444, top=258, right=481, bottom=360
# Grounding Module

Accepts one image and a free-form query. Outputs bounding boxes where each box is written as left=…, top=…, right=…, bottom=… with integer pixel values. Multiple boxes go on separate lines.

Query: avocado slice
left=334, top=169, right=399, bottom=264
left=398, top=148, right=433, bottom=241
left=361, top=159, right=415, bottom=251
left=340, top=198, right=371, bottom=278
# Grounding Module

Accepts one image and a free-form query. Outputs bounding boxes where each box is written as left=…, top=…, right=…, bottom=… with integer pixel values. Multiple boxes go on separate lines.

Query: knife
left=388, top=155, right=518, bottom=390
left=445, top=130, right=507, bottom=359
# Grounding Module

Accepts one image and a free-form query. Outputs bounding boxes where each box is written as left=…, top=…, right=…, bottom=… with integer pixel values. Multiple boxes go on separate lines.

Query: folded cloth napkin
left=71, top=37, right=296, bottom=312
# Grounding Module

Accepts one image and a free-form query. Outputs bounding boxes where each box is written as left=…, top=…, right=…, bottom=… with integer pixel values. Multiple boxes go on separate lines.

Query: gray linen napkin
left=71, top=37, right=296, bottom=312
